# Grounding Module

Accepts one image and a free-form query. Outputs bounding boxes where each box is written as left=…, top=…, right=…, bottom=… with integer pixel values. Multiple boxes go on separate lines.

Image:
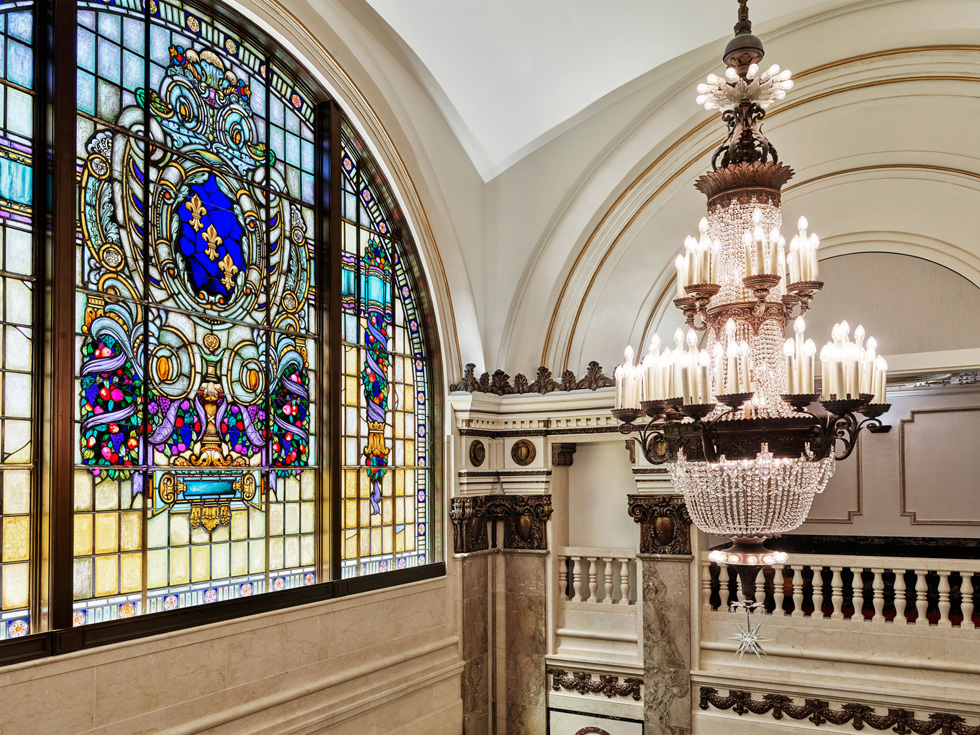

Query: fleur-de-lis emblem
left=185, top=194, right=207, bottom=233
left=202, top=224, right=222, bottom=261
left=218, top=253, right=238, bottom=291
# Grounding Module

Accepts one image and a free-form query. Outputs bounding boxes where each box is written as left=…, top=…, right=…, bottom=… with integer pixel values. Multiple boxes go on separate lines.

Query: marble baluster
left=915, top=570, right=929, bottom=626
left=587, top=558, right=599, bottom=603
left=772, top=564, right=785, bottom=616
left=812, top=566, right=825, bottom=619
left=938, top=571, right=951, bottom=628
left=728, top=564, right=739, bottom=608
left=790, top=566, right=804, bottom=617
left=894, top=569, right=907, bottom=624
left=603, top=558, right=615, bottom=604
left=962, top=573, right=975, bottom=629
left=558, top=556, right=569, bottom=600
left=830, top=566, right=844, bottom=620
left=702, top=560, right=714, bottom=612
left=571, top=557, right=583, bottom=602
left=872, top=568, right=885, bottom=622
left=618, top=558, right=633, bottom=605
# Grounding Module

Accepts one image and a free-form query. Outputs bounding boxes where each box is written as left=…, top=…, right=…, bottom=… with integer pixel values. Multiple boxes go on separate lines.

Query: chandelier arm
left=829, top=413, right=860, bottom=462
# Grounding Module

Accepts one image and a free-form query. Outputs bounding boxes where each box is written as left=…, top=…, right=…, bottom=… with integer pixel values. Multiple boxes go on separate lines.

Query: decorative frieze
left=699, top=688, right=980, bottom=734
left=450, top=494, right=553, bottom=553
left=548, top=669, right=643, bottom=701
left=551, top=442, right=577, bottom=466
left=628, top=495, right=692, bottom=555
left=450, top=361, right=615, bottom=396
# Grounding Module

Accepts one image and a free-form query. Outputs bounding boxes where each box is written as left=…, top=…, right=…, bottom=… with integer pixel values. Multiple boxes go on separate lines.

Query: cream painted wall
left=567, top=442, right=640, bottom=549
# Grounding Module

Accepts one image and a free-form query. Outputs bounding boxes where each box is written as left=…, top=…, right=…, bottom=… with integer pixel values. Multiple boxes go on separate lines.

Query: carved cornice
left=628, top=495, right=692, bottom=555
left=552, top=443, right=577, bottom=467
left=699, top=688, right=980, bottom=734
left=450, top=494, right=553, bottom=553
left=450, top=361, right=614, bottom=396
left=548, top=669, right=643, bottom=701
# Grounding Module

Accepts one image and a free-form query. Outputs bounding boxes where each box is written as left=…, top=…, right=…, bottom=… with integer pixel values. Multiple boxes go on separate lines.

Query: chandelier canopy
left=612, top=0, right=891, bottom=564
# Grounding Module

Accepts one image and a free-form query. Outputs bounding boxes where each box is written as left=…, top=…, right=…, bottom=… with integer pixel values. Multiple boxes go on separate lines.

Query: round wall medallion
left=469, top=440, right=486, bottom=467
left=511, top=439, right=536, bottom=467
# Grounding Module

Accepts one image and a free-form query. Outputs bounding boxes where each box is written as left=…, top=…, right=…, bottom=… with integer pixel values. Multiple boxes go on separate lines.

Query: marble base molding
left=450, top=495, right=554, bottom=553
left=547, top=669, right=643, bottom=701
left=699, top=688, right=980, bottom=734
left=627, top=494, right=692, bottom=555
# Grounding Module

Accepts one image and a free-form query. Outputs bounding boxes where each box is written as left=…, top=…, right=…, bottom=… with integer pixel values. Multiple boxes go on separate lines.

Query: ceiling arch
left=529, top=47, right=980, bottom=375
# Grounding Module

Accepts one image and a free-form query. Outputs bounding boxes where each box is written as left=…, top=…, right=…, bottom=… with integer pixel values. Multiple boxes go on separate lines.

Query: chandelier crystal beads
left=612, top=0, right=891, bottom=560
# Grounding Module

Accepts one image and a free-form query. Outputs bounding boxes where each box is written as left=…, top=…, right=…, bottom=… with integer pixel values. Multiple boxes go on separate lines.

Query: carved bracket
left=699, top=687, right=980, bottom=735
left=450, top=494, right=553, bottom=553
left=628, top=495, right=692, bottom=555
left=548, top=669, right=643, bottom=701
left=552, top=442, right=577, bottom=467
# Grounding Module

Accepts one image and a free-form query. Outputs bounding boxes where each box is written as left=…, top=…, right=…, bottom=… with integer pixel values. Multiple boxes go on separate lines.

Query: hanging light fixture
left=612, top=0, right=891, bottom=570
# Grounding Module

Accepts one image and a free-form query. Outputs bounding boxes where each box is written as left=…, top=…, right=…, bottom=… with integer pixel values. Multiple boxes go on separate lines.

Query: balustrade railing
left=703, top=552, right=980, bottom=628
left=558, top=548, right=637, bottom=605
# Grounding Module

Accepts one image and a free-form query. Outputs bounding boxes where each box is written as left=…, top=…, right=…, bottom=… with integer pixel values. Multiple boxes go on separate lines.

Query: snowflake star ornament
left=696, top=63, right=793, bottom=111
left=729, top=601, right=768, bottom=659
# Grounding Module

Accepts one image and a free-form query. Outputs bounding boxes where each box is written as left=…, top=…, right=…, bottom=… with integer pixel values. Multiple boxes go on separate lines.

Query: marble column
left=628, top=494, right=694, bottom=735
left=641, top=554, right=693, bottom=735
left=503, top=550, right=548, bottom=734
left=459, top=552, right=492, bottom=735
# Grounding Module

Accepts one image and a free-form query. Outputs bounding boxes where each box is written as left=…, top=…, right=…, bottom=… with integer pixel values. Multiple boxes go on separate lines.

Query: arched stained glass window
left=73, top=0, right=315, bottom=623
left=0, top=0, right=441, bottom=652
left=339, top=123, right=430, bottom=578
left=0, top=0, right=36, bottom=640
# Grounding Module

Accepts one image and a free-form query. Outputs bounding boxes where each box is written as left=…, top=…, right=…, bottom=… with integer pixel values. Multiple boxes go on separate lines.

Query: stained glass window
left=0, top=0, right=35, bottom=640
left=73, top=0, right=320, bottom=623
left=339, top=124, right=429, bottom=578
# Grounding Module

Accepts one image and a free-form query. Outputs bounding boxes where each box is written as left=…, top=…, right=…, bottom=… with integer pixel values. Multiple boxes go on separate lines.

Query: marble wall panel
left=642, top=556, right=693, bottom=735
left=459, top=553, right=491, bottom=735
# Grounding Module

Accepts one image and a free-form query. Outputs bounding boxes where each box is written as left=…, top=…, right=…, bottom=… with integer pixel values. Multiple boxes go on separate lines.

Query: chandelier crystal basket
left=612, top=0, right=891, bottom=566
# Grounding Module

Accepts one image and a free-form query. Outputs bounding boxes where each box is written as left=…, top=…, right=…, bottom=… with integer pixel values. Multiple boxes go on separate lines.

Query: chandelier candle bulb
left=754, top=226, right=766, bottom=276
left=698, top=351, right=711, bottom=405
left=743, top=232, right=755, bottom=277
left=711, top=240, right=721, bottom=283
left=788, top=237, right=800, bottom=284
left=713, top=343, right=725, bottom=396
left=768, top=229, right=780, bottom=275
left=776, top=236, right=787, bottom=284
left=809, top=234, right=820, bottom=280
left=675, top=255, right=687, bottom=298
left=726, top=342, right=738, bottom=395
left=784, top=339, right=796, bottom=394
left=803, top=339, right=816, bottom=393
left=738, top=341, right=751, bottom=393
left=873, top=356, right=888, bottom=404
left=663, top=348, right=674, bottom=399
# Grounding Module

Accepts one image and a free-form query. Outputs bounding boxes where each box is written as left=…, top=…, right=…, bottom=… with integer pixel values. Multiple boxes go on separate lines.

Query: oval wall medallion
left=511, top=439, right=536, bottom=466
left=469, top=440, right=486, bottom=467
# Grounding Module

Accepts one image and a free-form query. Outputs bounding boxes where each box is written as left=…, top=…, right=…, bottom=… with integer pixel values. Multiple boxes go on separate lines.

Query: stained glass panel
left=74, top=2, right=317, bottom=624
left=0, top=0, right=34, bottom=639
left=339, top=124, right=429, bottom=578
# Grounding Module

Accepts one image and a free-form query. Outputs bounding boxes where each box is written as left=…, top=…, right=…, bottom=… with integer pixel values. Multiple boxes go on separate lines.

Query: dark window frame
left=0, top=0, right=444, bottom=668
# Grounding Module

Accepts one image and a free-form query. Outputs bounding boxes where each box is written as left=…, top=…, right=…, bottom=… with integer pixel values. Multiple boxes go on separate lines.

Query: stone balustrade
left=558, top=547, right=638, bottom=605
left=702, top=551, right=980, bottom=627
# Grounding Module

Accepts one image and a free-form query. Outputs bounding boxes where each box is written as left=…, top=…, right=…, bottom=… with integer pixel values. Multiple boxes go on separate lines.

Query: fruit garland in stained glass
left=361, top=240, right=392, bottom=514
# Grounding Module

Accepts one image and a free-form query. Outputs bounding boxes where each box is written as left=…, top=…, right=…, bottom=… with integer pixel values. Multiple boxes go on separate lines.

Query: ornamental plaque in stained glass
left=75, top=3, right=318, bottom=624
left=339, top=124, right=429, bottom=578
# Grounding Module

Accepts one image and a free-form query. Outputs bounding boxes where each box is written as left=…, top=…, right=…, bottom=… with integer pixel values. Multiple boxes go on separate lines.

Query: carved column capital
left=628, top=494, right=692, bottom=555
left=451, top=494, right=553, bottom=552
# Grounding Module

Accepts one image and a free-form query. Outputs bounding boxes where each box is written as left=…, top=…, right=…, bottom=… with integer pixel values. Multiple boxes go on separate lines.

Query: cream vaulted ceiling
left=363, top=0, right=815, bottom=180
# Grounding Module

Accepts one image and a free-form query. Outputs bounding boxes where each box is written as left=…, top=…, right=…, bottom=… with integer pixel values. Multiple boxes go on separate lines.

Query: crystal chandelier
left=612, top=0, right=891, bottom=569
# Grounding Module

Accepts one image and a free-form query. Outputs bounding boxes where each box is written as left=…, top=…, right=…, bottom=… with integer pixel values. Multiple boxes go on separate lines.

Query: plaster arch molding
left=534, top=46, right=980, bottom=375
left=217, top=0, right=468, bottom=380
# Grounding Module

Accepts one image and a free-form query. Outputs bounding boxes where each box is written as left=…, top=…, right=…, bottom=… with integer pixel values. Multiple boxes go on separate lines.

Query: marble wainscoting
left=459, top=550, right=492, bottom=735
left=505, top=551, right=548, bottom=734
left=641, top=553, right=694, bottom=735
left=0, top=578, right=462, bottom=735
